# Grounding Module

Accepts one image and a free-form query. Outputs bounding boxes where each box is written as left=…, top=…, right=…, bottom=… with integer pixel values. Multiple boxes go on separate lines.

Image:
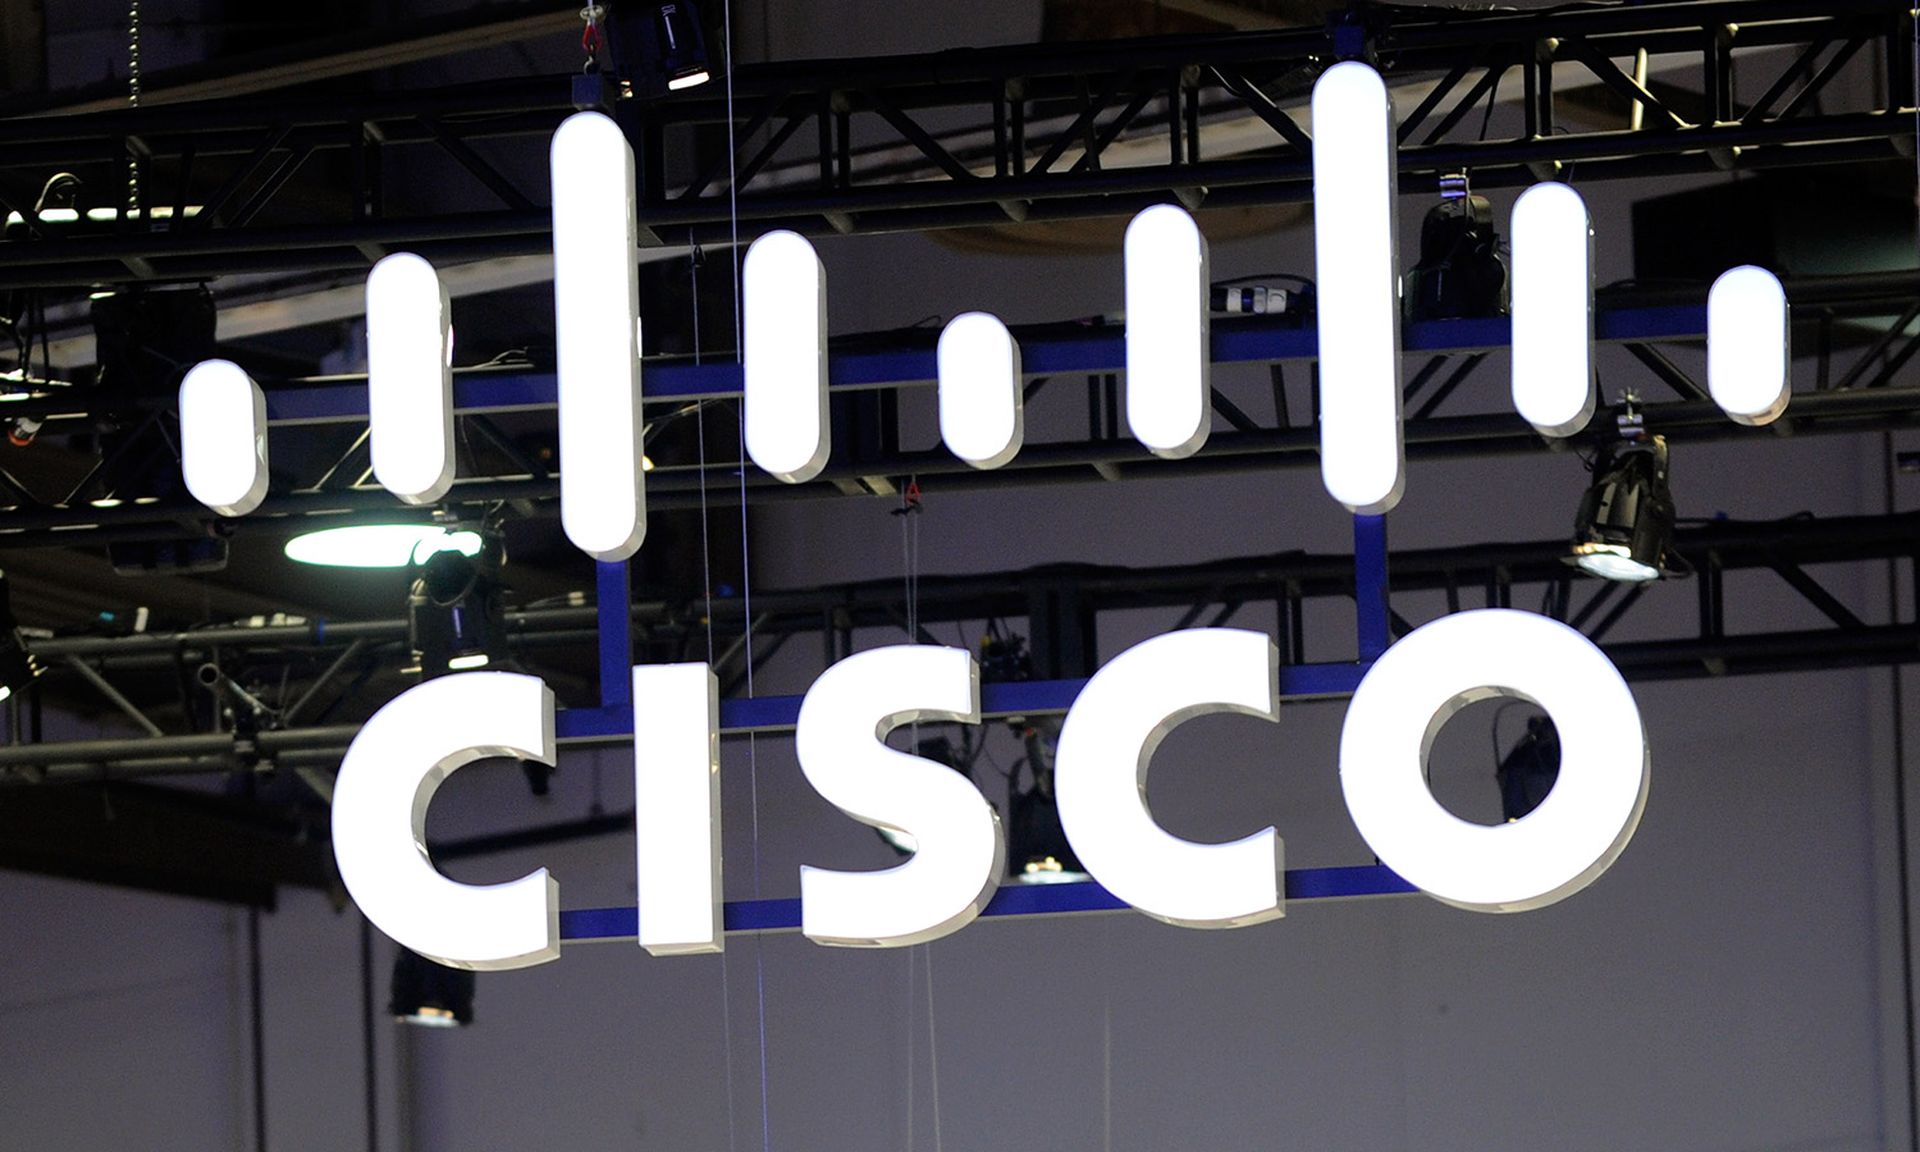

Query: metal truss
left=0, top=0, right=1906, bottom=287
left=4, top=270, right=1918, bottom=547
left=5, top=508, right=1916, bottom=781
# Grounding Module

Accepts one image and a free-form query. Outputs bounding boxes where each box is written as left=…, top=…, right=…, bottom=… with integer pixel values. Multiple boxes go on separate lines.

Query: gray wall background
left=2, top=2, right=1914, bottom=1150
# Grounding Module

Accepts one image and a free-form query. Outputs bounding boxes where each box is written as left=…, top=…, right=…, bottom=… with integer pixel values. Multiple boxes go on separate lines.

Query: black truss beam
left=0, top=0, right=1903, bottom=287
left=4, top=508, right=1919, bottom=778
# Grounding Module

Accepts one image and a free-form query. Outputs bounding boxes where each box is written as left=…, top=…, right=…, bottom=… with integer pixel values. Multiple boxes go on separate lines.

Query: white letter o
left=1339, top=609, right=1648, bottom=912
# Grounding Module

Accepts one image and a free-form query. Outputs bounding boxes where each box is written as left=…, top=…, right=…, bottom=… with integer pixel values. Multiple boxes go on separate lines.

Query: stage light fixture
left=407, top=544, right=509, bottom=679
left=1570, top=425, right=1673, bottom=584
left=1497, top=715, right=1560, bottom=823
left=389, top=947, right=475, bottom=1027
left=284, top=525, right=482, bottom=569
left=0, top=572, right=42, bottom=704
left=1007, top=718, right=1089, bottom=886
left=1405, top=174, right=1508, bottom=323
left=606, top=1, right=712, bottom=96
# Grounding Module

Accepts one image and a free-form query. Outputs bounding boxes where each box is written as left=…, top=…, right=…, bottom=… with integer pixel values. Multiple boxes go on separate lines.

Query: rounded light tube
left=1708, top=265, right=1791, bottom=426
left=178, top=359, right=268, bottom=517
left=1123, top=204, right=1211, bottom=459
left=743, top=230, right=830, bottom=483
left=367, top=252, right=455, bottom=505
left=551, top=111, right=646, bottom=560
left=332, top=672, right=560, bottom=970
left=1339, top=609, right=1649, bottom=912
left=937, top=311, right=1024, bottom=469
left=1054, top=628, right=1284, bottom=928
left=1311, top=60, right=1405, bottom=514
left=1510, top=182, right=1596, bottom=438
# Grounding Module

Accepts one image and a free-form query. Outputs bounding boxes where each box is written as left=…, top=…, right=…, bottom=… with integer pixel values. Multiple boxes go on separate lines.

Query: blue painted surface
left=1353, top=514, right=1391, bottom=662
left=595, top=561, right=633, bottom=710
left=553, top=662, right=1370, bottom=741
left=555, top=865, right=1416, bottom=941
left=263, top=305, right=1713, bottom=422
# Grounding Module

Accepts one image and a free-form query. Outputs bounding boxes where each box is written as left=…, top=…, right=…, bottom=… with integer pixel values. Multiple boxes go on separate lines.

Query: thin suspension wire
left=691, top=239, right=736, bottom=1152
left=905, top=943, right=917, bottom=1152
left=717, top=4, right=772, bottom=1149
left=924, top=946, right=945, bottom=1152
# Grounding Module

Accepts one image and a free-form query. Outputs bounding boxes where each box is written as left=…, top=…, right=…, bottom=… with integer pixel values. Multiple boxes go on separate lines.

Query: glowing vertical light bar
left=633, top=662, right=723, bottom=956
left=1311, top=61, right=1404, bottom=514
left=937, top=311, right=1024, bottom=469
left=1124, top=204, right=1210, bottom=459
left=1708, top=265, right=1791, bottom=426
left=1510, top=182, right=1595, bottom=438
left=743, top=230, right=829, bottom=483
left=178, top=359, right=268, bottom=517
left=551, top=111, right=646, bottom=560
left=366, top=252, right=455, bottom=504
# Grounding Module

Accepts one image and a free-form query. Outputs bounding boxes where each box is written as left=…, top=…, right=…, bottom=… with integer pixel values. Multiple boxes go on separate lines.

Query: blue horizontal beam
left=264, top=304, right=1710, bottom=424
left=553, top=662, right=1369, bottom=741
left=555, top=865, right=1417, bottom=941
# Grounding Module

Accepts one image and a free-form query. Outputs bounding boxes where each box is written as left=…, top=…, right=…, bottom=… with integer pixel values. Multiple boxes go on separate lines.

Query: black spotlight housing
left=1571, top=434, right=1674, bottom=583
left=608, top=0, right=711, bottom=96
left=407, top=542, right=509, bottom=678
left=1405, top=176, right=1508, bottom=322
left=1497, top=715, right=1560, bottom=822
left=0, top=572, right=40, bottom=702
left=389, top=948, right=475, bottom=1028
left=1007, top=719, right=1088, bottom=885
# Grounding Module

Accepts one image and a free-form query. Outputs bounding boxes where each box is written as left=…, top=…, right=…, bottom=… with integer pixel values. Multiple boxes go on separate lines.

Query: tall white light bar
left=366, top=252, right=455, bottom=504
left=743, top=230, right=830, bottom=483
left=1510, top=182, right=1596, bottom=438
left=333, top=672, right=560, bottom=969
left=178, top=359, right=269, bottom=517
left=1311, top=61, right=1404, bottom=514
left=1708, top=265, right=1791, bottom=426
left=551, top=111, right=646, bottom=560
left=937, top=311, right=1024, bottom=468
left=633, top=663, right=724, bottom=955
left=1123, top=204, right=1211, bottom=459
left=1054, top=628, right=1284, bottom=928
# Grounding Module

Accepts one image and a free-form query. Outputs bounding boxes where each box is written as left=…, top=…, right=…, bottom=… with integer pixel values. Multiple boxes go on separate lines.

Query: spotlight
left=389, top=948, right=474, bottom=1027
left=1405, top=173, right=1508, bottom=322
left=1571, top=418, right=1673, bottom=583
left=284, top=525, right=482, bottom=569
left=407, top=539, right=509, bottom=678
left=607, top=0, right=712, bottom=96
left=0, top=572, right=41, bottom=704
left=1008, top=718, right=1089, bottom=885
left=1496, top=715, right=1559, bottom=822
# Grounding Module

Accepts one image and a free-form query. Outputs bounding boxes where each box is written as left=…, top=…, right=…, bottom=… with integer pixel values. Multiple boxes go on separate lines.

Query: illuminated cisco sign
left=178, top=63, right=1790, bottom=972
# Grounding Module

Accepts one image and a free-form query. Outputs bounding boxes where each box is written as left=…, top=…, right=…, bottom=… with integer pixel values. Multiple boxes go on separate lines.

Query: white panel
left=1510, top=182, right=1595, bottom=437
left=1339, top=609, right=1648, bottom=912
left=1123, top=204, right=1211, bottom=459
left=332, top=672, right=560, bottom=970
left=1708, top=265, right=1791, bottom=426
left=1311, top=60, right=1404, bottom=514
left=366, top=252, right=455, bottom=504
left=177, top=359, right=268, bottom=517
left=633, top=663, right=723, bottom=956
left=1054, top=628, right=1283, bottom=928
left=795, top=645, right=1002, bottom=947
left=937, top=311, right=1024, bottom=468
left=743, top=230, right=830, bottom=483
left=551, top=111, right=646, bottom=560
